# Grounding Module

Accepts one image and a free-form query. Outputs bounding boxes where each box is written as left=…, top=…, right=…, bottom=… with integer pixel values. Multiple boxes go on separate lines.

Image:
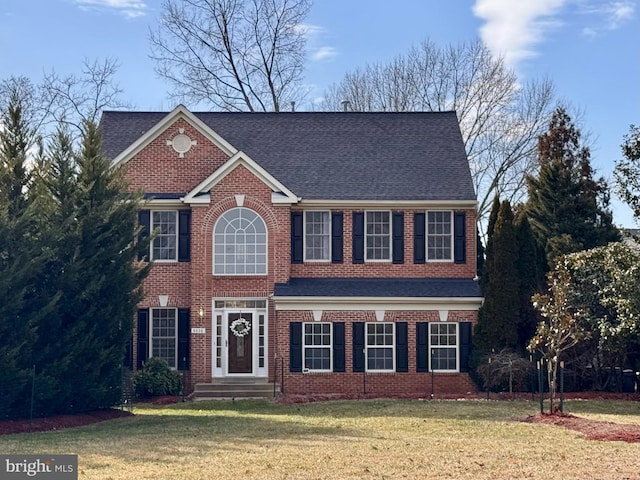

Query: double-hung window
left=365, top=211, right=391, bottom=261
left=152, top=211, right=178, bottom=261
left=151, top=308, right=177, bottom=368
left=303, top=322, right=332, bottom=371
left=366, top=322, right=394, bottom=371
left=427, top=211, right=452, bottom=261
left=304, top=211, right=330, bottom=261
left=429, top=322, right=458, bottom=371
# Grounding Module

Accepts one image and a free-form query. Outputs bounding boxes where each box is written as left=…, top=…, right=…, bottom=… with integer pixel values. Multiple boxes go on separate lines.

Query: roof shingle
left=100, top=110, right=476, bottom=201
left=274, top=277, right=482, bottom=298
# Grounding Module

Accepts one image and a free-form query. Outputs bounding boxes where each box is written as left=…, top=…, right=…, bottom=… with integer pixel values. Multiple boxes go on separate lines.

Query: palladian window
left=214, top=207, right=267, bottom=275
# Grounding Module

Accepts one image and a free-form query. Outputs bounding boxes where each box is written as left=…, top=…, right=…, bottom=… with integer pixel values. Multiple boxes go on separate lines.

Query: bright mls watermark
left=1, top=455, right=77, bottom=479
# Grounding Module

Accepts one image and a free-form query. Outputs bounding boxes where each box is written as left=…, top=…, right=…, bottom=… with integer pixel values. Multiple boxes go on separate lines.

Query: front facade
left=101, top=106, right=483, bottom=397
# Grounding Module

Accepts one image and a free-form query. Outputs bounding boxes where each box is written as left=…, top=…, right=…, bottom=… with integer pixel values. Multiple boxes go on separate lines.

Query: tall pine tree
left=526, top=107, right=619, bottom=266
left=474, top=200, right=521, bottom=351
left=0, top=83, right=54, bottom=418
left=32, top=120, right=150, bottom=415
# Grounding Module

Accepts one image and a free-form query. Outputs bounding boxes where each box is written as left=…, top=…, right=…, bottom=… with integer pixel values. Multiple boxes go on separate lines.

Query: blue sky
left=1, top=0, right=639, bottom=226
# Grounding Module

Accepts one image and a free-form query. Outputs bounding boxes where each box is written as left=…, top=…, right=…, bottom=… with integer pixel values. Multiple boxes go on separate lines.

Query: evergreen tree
left=28, top=125, right=80, bottom=414
left=0, top=84, right=54, bottom=418
left=474, top=200, right=521, bottom=351
left=526, top=107, right=620, bottom=266
left=52, top=120, right=148, bottom=413
left=514, top=213, right=542, bottom=348
left=479, top=196, right=501, bottom=292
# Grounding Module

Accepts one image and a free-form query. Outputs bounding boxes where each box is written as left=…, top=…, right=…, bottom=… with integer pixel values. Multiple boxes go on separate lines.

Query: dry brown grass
left=1, top=399, right=639, bottom=479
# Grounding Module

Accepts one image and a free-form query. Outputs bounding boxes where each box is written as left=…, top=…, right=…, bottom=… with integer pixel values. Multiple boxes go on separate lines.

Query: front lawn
left=2, top=399, right=638, bottom=479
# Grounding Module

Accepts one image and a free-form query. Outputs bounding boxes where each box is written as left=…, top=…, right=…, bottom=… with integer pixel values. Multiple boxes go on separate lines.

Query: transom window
left=430, top=322, right=458, bottom=371
left=151, top=308, right=177, bottom=368
left=366, top=322, right=394, bottom=371
left=214, top=208, right=267, bottom=275
left=304, top=211, right=331, bottom=261
left=303, top=322, right=332, bottom=371
left=152, top=211, right=177, bottom=261
left=366, top=211, right=391, bottom=261
left=427, top=211, right=452, bottom=261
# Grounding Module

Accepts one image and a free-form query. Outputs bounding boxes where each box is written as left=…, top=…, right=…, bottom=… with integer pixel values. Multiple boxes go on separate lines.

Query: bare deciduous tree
left=150, top=0, right=311, bottom=112
left=40, top=57, right=131, bottom=134
left=322, top=39, right=556, bottom=230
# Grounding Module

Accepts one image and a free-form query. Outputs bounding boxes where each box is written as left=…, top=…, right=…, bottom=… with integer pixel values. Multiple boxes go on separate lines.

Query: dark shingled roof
left=274, top=278, right=482, bottom=298
left=100, top=111, right=476, bottom=201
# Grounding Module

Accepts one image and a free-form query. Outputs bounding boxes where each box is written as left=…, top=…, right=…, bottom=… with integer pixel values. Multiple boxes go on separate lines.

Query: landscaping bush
left=133, top=357, right=181, bottom=398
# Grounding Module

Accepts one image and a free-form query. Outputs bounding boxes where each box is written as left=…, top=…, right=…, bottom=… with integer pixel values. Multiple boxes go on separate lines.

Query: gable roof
left=100, top=110, right=476, bottom=201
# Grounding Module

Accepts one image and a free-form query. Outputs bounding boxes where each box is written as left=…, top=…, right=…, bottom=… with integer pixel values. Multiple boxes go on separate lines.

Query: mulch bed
left=0, top=409, right=133, bottom=436
left=524, top=412, right=640, bottom=443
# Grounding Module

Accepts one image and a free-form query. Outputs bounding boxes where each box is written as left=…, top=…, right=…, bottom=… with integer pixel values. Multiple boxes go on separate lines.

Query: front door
left=227, top=312, right=253, bottom=374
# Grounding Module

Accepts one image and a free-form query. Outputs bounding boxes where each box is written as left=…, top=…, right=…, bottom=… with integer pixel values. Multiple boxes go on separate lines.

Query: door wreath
left=230, top=317, right=251, bottom=337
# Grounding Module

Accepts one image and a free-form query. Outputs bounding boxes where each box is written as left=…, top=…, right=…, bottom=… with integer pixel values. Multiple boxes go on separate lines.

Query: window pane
left=151, top=211, right=177, bottom=261
left=426, top=211, right=452, bottom=261
left=214, top=208, right=267, bottom=275
left=305, top=211, right=330, bottom=261
left=303, top=322, right=332, bottom=370
left=429, top=323, right=458, bottom=371
left=151, top=308, right=177, bottom=368
left=365, top=211, right=391, bottom=260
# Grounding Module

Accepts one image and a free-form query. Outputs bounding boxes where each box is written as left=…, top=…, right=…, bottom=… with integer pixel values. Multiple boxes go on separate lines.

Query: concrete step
left=192, top=380, right=279, bottom=400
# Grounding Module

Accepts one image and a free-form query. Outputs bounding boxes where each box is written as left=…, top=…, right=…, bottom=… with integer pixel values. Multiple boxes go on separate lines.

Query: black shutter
left=352, top=322, right=365, bottom=372
left=352, top=212, right=365, bottom=264
left=392, top=212, right=404, bottom=264
left=137, top=309, right=149, bottom=369
left=178, top=210, right=191, bottom=262
left=333, top=322, right=345, bottom=372
left=290, top=322, right=302, bottom=372
left=414, top=212, right=425, bottom=264
left=454, top=212, right=466, bottom=264
left=459, top=322, right=472, bottom=372
left=331, top=212, right=344, bottom=264
left=124, top=336, right=133, bottom=369
left=395, top=322, right=408, bottom=372
left=291, top=212, right=303, bottom=264
left=416, top=322, right=429, bottom=372
left=138, top=210, right=150, bottom=261
left=177, top=308, right=190, bottom=370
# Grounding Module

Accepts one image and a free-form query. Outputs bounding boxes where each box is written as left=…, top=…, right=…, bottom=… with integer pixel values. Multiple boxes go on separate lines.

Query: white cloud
left=311, top=46, right=338, bottom=62
left=473, top=0, right=567, bottom=68
left=72, top=0, right=147, bottom=19
left=297, top=23, right=325, bottom=38
left=578, top=0, right=636, bottom=36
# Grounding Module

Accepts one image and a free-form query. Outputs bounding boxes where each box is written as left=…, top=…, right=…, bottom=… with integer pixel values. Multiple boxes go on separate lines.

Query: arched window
left=214, top=207, right=267, bottom=275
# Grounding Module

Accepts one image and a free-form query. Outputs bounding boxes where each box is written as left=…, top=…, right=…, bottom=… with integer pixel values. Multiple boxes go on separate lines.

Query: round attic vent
left=171, top=133, right=194, bottom=155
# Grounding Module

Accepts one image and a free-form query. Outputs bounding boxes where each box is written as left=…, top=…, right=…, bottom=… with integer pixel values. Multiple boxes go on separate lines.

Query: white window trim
left=365, top=322, right=395, bottom=372
left=365, top=210, right=392, bottom=262
left=150, top=307, right=178, bottom=369
left=302, top=322, right=333, bottom=372
left=212, top=207, right=268, bottom=276
left=151, top=210, right=178, bottom=262
left=428, top=322, right=459, bottom=373
left=303, top=210, right=331, bottom=262
left=426, top=210, right=454, bottom=263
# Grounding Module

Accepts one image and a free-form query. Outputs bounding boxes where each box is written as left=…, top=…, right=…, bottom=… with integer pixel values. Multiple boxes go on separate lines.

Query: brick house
left=100, top=105, right=483, bottom=397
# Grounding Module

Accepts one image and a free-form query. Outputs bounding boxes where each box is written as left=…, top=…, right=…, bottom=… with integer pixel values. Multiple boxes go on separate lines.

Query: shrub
left=133, top=357, right=181, bottom=398
left=476, top=349, right=534, bottom=393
